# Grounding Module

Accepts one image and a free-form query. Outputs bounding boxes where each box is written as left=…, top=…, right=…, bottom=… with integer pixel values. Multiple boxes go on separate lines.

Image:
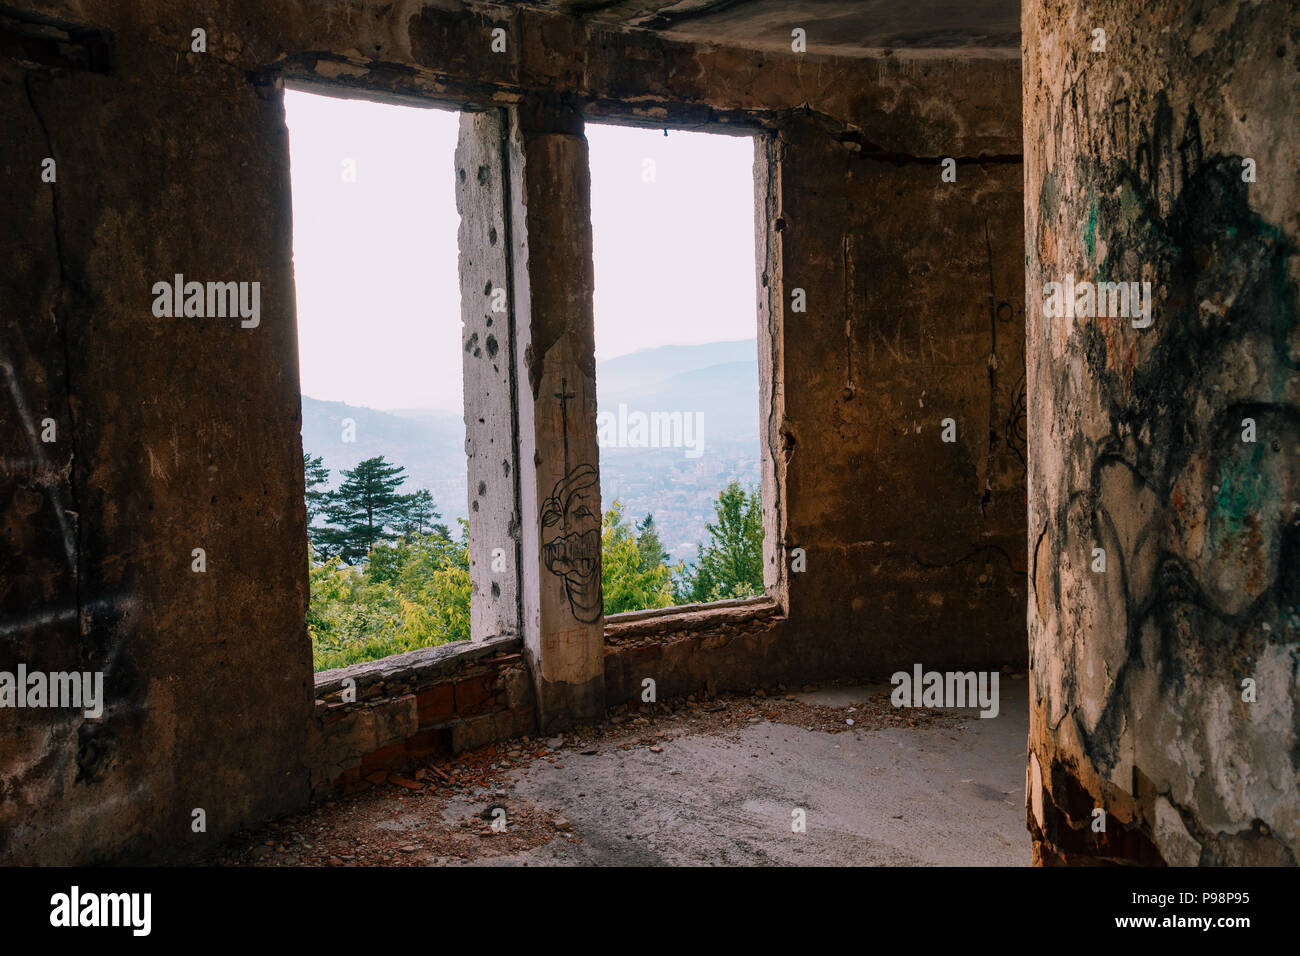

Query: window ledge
left=313, top=634, right=521, bottom=700
left=604, top=596, right=782, bottom=643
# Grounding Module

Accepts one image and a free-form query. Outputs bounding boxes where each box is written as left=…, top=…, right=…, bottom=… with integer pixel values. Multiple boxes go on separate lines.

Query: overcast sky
left=285, top=90, right=757, bottom=412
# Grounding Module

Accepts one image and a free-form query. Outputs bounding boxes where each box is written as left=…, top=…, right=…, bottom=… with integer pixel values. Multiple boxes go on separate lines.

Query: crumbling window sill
left=313, top=634, right=521, bottom=704
left=604, top=596, right=782, bottom=643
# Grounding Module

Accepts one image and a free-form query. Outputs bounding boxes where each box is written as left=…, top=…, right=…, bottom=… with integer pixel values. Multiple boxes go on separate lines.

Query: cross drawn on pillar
left=555, top=376, right=576, bottom=473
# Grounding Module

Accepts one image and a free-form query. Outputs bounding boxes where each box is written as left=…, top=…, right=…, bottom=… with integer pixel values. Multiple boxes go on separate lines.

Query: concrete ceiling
left=540, top=0, right=1021, bottom=58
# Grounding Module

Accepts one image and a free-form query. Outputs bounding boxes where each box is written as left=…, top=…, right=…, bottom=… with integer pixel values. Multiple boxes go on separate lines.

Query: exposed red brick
left=454, top=674, right=497, bottom=716
left=416, top=683, right=455, bottom=726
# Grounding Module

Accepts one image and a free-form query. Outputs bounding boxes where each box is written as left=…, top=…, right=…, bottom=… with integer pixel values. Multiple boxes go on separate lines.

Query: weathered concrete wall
left=1, top=0, right=1025, bottom=862
left=1024, top=0, right=1300, bottom=864
left=769, top=116, right=1027, bottom=682
left=507, top=94, right=606, bottom=730
left=456, top=109, right=522, bottom=645
left=1, top=12, right=314, bottom=864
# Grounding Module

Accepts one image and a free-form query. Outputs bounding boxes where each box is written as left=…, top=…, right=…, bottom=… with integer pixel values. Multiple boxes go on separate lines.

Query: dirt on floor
left=207, top=681, right=981, bottom=867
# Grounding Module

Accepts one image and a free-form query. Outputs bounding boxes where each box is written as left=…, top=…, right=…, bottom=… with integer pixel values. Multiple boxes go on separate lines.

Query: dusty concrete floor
left=213, top=680, right=1030, bottom=867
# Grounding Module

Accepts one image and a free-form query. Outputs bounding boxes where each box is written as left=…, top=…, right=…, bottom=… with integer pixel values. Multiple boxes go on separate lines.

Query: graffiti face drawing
left=541, top=463, right=602, bottom=623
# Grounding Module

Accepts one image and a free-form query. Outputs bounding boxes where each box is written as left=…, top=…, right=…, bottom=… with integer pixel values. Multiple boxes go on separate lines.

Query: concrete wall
left=1, top=9, right=314, bottom=865
left=1, top=0, right=1024, bottom=862
left=1024, top=0, right=1300, bottom=864
left=770, top=116, right=1026, bottom=685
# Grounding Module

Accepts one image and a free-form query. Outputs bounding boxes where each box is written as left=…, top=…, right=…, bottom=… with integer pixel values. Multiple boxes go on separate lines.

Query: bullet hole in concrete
left=491, top=582, right=500, bottom=598
left=489, top=226, right=497, bottom=245
left=477, top=165, right=490, bottom=184
left=477, top=481, right=486, bottom=496
left=486, top=334, right=498, bottom=358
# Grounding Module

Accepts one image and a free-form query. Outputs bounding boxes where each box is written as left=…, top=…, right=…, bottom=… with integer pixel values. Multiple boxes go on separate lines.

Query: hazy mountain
left=301, top=396, right=470, bottom=523
left=612, top=360, right=760, bottom=440
left=301, top=339, right=762, bottom=558
left=595, top=339, right=758, bottom=395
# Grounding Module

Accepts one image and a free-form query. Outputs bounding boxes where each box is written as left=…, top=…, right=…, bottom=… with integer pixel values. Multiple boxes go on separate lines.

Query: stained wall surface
left=1024, top=0, right=1300, bottom=864
left=1, top=0, right=1025, bottom=863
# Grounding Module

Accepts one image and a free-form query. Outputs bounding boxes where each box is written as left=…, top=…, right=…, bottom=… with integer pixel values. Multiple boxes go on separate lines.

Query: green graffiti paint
left=1210, top=442, right=1271, bottom=549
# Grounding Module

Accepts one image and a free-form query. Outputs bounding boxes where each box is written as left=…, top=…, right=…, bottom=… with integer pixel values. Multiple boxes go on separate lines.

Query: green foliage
left=308, top=519, right=470, bottom=671
left=675, top=481, right=764, bottom=604
left=601, top=501, right=680, bottom=615
left=303, top=450, right=764, bottom=671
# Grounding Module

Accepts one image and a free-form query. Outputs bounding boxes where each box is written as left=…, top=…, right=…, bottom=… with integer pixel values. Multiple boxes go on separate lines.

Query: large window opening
left=285, top=89, right=470, bottom=671
left=587, top=122, right=764, bottom=616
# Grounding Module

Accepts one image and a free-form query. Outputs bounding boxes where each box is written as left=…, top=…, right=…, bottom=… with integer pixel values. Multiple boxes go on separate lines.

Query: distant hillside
left=301, top=339, right=762, bottom=555
left=596, top=339, right=757, bottom=395
left=613, top=359, right=760, bottom=440
left=301, top=396, right=469, bottom=523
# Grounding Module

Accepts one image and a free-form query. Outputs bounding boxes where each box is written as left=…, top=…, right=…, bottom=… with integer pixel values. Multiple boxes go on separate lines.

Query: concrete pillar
left=456, top=109, right=521, bottom=643
left=1024, top=0, right=1299, bottom=864
left=505, top=94, right=605, bottom=730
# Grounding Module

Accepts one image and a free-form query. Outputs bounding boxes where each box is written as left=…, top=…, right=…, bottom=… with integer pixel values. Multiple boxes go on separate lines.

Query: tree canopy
left=302, top=452, right=763, bottom=671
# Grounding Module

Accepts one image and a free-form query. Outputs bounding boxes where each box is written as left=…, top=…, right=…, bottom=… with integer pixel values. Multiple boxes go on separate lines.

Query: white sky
left=285, top=90, right=757, bottom=412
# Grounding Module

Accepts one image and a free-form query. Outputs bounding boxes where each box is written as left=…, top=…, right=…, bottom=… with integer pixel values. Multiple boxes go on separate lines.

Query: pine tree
left=635, top=513, right=668, bottom=573
left=317, top=456, right=410, bottom=564
left=303, top=453, right=330, bottom=528
left=400, top=488, right=442, bottom=537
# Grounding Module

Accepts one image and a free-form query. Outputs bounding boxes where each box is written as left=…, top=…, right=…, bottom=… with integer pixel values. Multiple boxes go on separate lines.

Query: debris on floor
left=208, top=682, right=992, bottom=866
